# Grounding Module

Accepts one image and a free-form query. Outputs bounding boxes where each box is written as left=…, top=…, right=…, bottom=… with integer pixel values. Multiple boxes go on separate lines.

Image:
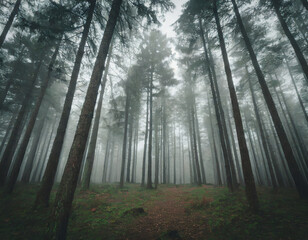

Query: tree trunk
left=194, top=102, right=206, bottom=183
left=173, top=122, right=176, bottom=184
left=81, top=38, right=113, bottom=190
left=225, top=102, right=244, bottom=184
left=204, top=25, right=237, bottom=188
left=49, top=0, right=122, bottom=238
left=0, top=111, right=17, bottom=156
left=120, top=93, right=130, bottom=188
left=231, top=0, right=308, bottom=198
left=34, top=1, right=96, bottom=208
left=0, top=0, right=22, bottom=49
left=21, top=107, right=48, bottom=183
left=132, top=118, right=139, bottom=183
left=283, top=55, right=308, bottom=124
left=102, top=130, right=111, bottom=183
left=247, top=67, right=278, bottom=190
left=272, top=1, right=308, bottom=84
left=154, top=110, right=159, bottom=189
left=0, top=58, right=43, bottom=186
left=214, top=2, right=258, bottom=209
left=141, top=88, right=149, bottom=186
left=126, top=116, right=134, bottom=183
left=0, top=51, right=24, bottom=109
left=208, top=95, right=222, bottom=186
left=198, top=17, right=233, bottom=191
left=5, top=42, right=60, bottom=194
left=147, top=72, right=153, bottom=189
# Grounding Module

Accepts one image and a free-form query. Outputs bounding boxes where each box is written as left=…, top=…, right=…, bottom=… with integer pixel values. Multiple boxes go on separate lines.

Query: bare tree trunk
left=34, top=1, right=96, bottom=208
left=5, top=42, right=60, bottom=194
left=198, top=17, right=233, bottom=191
left=82, top=39, right=113, bottom=190
left=49, top=1, right=122, bottom=238
left=147, top=73, right=153, bottom=189
left=231, top=0, right=308, bottom=198
left=283, top=54, right=308, bottom=124
left=120, top=94, right=130, bottom=188
left=154, top=110, right=159, bottom=189
left=272, top=1, right=308, bottom=83
left=247, top=67, right=277, bottom=189
left=126, top=116, right=134, bottom=183
left=0, top=58, right=43, bottom=186
left=141, top=88, right=149, bottom=187
left=21, top=106, right=48, bottom=183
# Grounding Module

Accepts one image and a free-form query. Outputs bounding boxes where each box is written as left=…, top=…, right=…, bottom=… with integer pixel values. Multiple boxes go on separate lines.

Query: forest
left=0, top=0, right=308, bottom=239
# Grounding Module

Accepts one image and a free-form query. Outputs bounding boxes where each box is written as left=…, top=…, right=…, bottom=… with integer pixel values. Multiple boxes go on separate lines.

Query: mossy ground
left=0, top=184, right=307, bottom=239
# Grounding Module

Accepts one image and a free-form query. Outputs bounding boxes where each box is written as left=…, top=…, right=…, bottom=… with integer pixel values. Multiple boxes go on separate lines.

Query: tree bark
left=0, top=58, right=43, bottom=186
left=34, top=0, right=96, bottom=208
left=283, top=55, right=308, bottom=124
left=141, top=88, right=149, bottom=186
left=120, top=93, right=130, bottom=188
left=272, top=1, right=308, bottom=84
left=198, top=17, right=233, bottom=191
left=21, top=107, right=48, bottom=183
left=6, top=42, right=60, bottom=194
left=231, top=0, right=308, bottom=198
left=0, top=0, right=22, bottom=49
left=49, top=0, right=122, bottom=238
left=213, top=2, right=258, bottom=209
left=81, top=38, right=113, bottom=190
left=247, top=69, right=277, bottom=190
left=126, top=116, right=134, bottom=183
left=147, top=72, right=154, bottom=189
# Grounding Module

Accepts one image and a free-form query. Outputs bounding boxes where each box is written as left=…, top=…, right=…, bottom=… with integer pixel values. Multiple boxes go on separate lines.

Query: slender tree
left=231, top=0, right=308, bottom=198
left=49, top=0, right=123, bottom=238
left=34, top=0, right=96, bottom=207
left=213, top=0, right=258, bottom=211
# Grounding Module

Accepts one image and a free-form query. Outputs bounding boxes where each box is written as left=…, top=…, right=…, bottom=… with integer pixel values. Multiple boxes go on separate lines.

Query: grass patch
left=0, top=184, right=307, bottom=239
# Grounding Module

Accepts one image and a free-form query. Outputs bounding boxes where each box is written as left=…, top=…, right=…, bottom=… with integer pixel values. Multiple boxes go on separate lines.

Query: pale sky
left=159, top=0, right=187, bottom=38
left=159, top=0, right=188, bottom=80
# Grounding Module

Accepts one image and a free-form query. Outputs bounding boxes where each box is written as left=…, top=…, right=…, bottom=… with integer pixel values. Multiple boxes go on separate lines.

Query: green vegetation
left=0, top=184, right=307, bottom=239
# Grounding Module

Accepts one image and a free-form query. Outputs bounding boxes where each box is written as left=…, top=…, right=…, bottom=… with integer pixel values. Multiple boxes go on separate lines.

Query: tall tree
left=212, top=0, right=258, bottom=211
left=34, top=0, right=96, bottom=207
left=231, top=0, right=308, bottom=198
left=48, top=1, right=123, bottom=238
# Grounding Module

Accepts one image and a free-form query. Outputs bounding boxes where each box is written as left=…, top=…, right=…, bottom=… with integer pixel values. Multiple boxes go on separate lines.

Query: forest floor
left=0, top=184, right=308, bottom=240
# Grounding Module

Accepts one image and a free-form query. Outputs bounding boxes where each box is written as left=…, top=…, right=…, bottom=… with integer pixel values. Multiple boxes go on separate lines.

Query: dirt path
left=123, top=186, right=210, bottom=240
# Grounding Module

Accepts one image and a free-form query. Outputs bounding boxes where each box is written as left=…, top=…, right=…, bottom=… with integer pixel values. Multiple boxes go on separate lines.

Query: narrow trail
left=123, top=186, right=211, bottom=239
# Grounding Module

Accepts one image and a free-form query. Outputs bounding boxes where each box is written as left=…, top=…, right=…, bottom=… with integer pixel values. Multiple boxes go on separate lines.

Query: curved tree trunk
left=49, top=0, right=122, bottom=238
left=34, top=0, right=96, bottom=208
left=231, top=0, right=308, bottom=198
